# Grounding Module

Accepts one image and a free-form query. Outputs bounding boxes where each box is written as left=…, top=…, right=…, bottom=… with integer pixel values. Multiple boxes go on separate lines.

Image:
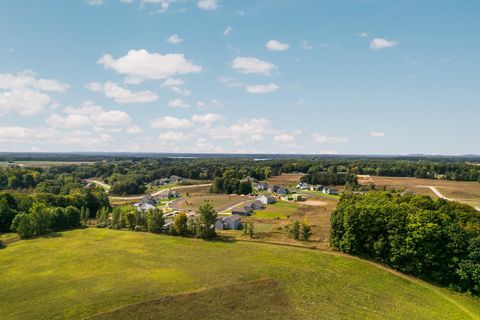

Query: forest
left=331, top=191, right=480, bottom=295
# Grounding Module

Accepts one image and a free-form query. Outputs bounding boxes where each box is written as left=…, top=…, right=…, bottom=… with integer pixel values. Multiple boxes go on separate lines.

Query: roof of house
left=232, top=206, right=252, bottom=213
left=223, top=215, right=242, bottom=222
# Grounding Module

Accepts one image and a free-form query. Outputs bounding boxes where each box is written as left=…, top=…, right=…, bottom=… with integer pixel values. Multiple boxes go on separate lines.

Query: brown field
left=360, top=176, right=480, bottom=208
left=172, top=193, right=253, bottom=213
left=265, top=173, right=304, bottom=188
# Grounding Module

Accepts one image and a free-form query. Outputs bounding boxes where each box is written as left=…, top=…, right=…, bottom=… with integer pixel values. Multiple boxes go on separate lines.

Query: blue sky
left=0, top=0, right=478, bottom=154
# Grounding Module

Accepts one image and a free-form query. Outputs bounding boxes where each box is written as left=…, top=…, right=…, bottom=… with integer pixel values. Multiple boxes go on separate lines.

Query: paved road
left=110, top=183, right=212, bottom=201
left=85, top=179, right=111, bottom=190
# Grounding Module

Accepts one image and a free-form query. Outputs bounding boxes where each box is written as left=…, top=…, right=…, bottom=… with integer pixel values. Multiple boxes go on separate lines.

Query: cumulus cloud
left=265, top=40, right=290, bottom=51
left=166, top=34, right=184, bottom=44
left=192, top=113, right=224, bottom=123
left=370, top=38, right=398, bottom=50
left=0, top=70, right=69, bottom=116
left=311, top=133, right=349, bottom=144
left=223, top=26, right=232, bottom=36
left=151, top=116, right=192, bottom=129
left=98, top=49, right=202, bottom=84
left=300, top=40, right=313, bottom=50
left=46, top=114, right=91, bottom=129
left=126, top=126, right=143, bottom=134
left=197, top=0, right=218, bottom=10
left=274, top=134, right=295, bottom=143
left=87, top=0, right=103, bottom=5
left=167, top=98, right=189, bottom=108
left=370, top=131, right=386, bottom=137
left=86, top=81, right=158, bottom=103
left=232, top=57, right=276, bottom=75
left=245, top=83, right=279, bottom=94
left=158, top=131, right=187, bottom=141
left=51, top=101, right=133, bottom=132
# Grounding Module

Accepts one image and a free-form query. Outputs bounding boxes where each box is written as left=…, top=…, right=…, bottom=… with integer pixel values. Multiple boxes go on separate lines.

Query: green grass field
left=253, top=201, right=301, bottom=219
left=1, top=228, right=480, bottom=320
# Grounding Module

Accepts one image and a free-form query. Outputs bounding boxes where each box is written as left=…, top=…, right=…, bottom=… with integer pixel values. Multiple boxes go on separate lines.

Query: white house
left=215, top=215, right=242, bottom=230
left=257, top=195, right=276, bottom=205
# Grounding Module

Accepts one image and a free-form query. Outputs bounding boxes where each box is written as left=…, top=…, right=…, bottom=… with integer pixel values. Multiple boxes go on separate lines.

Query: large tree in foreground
left=195, top=201, right=217, bottom=239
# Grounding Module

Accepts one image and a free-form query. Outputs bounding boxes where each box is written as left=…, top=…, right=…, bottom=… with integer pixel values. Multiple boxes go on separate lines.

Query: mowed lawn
left=1, top=229, right=480, bottom=320
left=253, top=201, right=301, bottom=219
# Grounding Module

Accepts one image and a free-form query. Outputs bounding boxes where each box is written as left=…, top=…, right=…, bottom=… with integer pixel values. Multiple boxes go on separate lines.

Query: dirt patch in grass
left=91, top=278, right=297, bottom=320
left=302, top=200, right=328, bottom=207
left=265, top=173, right=304, bottom=188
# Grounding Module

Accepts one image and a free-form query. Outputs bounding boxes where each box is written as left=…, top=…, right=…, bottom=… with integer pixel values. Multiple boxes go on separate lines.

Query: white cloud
left=230, top=118, right=270, bottom=135
left=370, top=38, right=398, bottom=50
left=0, top=70, right=69, bottom=116
left=232, top=57, right=276, bottom=75
left=159, top=131, right=187, bottom=141
left=197, top=0, right=218, bottom=10
left=218, top=76, right=244, bottom=88
left=151, top=116, right=192, bottom=129
left=126, top=126, right=143, bottom=134
left=98, top=49, right=202, bottom=84
left=300, top=40, right=313, bottom=50
left=140, top=0, right=178, bottom=13
left=86, top=81, right=158, bottom=103
left=297, top=99, right=306, bottom=106
left=166, top=34, right=184, bottom=44
left=54, top=102, right=133, bottom=132
left=169, top=86, right=191, bottom=96
left=265, top=40, right=290, bottom=51
left=162, top=78, right=184, bottom=86
left=245, top=83, right=279, bottom=94
left=64, top=101, right=103, bottom=116
left=167, top=98, right=189, bottom=108
left=46, top=114, right=91, bottom=129
left=192, top=113, right=225, bottom=123
left=87, top=0, right=103, bottom=5
left=196, top=101, right=206, bottom=108
left=370, top=131, right=386, bottom=137
left=274, top=134, right=295, bottom=143
left=356, top=32, right=369, bottom=38
left=223, top=26, right=232, bottom=36
left=311, top=133, right=349, bottom=144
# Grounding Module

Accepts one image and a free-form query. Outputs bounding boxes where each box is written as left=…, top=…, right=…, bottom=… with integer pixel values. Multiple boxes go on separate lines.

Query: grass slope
left=1, top=229, right=480, bottom=320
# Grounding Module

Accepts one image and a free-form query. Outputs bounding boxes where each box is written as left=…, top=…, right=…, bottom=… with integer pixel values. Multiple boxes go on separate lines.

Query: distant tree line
left=209, top=177, right=252, bottom=195
left=331, top=191, right=480, bottom=295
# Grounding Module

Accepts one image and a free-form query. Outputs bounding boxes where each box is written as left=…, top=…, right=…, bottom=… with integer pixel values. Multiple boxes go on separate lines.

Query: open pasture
left=1, top=228, right=480, bottom=320
left=360, top=176, right=480, bottom=208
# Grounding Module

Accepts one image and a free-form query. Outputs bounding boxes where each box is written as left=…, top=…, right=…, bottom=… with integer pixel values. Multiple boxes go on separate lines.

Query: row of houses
left=230, top=194, right=276, bottom=216
left=296, top=182, right=339, bottom=195
left=133, top=191, right=180, bottom=212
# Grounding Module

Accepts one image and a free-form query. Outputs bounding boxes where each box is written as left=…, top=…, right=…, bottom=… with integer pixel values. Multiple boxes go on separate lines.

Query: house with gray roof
left=215, top=215, right=242, bottom=230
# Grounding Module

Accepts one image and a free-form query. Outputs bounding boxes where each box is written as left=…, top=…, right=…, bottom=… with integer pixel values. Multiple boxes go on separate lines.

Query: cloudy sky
left=0, top=0, right=478, bottom=154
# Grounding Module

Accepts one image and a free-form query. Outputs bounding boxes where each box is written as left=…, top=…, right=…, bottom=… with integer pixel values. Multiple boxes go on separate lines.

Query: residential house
left=257, top=195, right=276, bottom=205
left=297, top=182, right=310, bottom=190
left=255, top=182, right=268, bottom=191
left=134, top=202, right=156, bottom=212
left=269, top=185, right=280, bottom=193
left=159, top=190, right=181, bottom=200
left=152, top=178, right=170, bottom=186
left=249, top=200, right=265, bottom=210
left=170, top=175, right=183, bottom=183
left=141, top=196, right=158, bottom=206
left=215, top=215, right=242, bottom=230
left=276, top=186, right=290, bottom=195
left=231, top=205, right=253, bottom=216
left=323, top=187, right=338, bottom=195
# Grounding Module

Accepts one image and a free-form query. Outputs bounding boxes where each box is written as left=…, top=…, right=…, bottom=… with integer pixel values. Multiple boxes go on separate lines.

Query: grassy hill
left=1, top=229, right=480, bottom=320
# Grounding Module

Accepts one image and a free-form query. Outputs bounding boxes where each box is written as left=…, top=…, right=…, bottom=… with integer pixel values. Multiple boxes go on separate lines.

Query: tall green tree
left=147, top=208, right=164, bottom=234
left=196, top=201, right=217, bottom=239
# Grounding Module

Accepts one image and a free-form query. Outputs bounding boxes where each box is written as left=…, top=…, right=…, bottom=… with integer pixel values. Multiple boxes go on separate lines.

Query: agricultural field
left=1, top=228, right=480, bottom=320
left=265, top=173, right=305, bottom=188
left=359, top=176, right=480, bottom=209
